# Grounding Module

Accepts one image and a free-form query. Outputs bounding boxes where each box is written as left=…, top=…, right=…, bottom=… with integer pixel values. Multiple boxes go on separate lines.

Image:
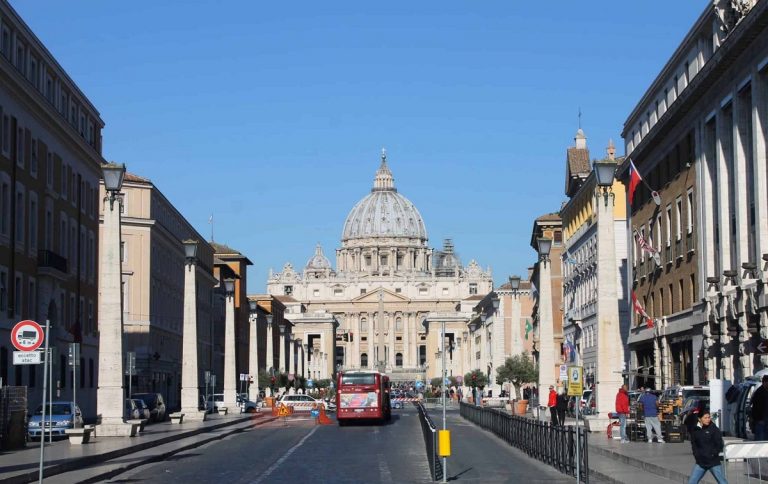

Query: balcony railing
left=37, top=250, right=68, bottom=273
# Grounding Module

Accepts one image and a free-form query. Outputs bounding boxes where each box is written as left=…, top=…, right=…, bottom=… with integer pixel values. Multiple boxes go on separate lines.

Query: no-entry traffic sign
left=11, top=320, right=44, bottom=352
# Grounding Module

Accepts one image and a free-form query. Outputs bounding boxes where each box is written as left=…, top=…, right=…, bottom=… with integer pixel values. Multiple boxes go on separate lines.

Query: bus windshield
left=341, top=374, right=376, bottom=386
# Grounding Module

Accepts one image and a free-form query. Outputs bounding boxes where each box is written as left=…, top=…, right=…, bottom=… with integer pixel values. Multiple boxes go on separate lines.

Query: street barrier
left=724, top=441, right=768, bottom=482
left=415, top=402, right=443, bottom=482
left=460, top=402, right=589, bottom=483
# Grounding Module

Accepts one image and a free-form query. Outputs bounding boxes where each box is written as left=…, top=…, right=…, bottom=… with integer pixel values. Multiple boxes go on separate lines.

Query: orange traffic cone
left=317, top=404, right=333, bottom=425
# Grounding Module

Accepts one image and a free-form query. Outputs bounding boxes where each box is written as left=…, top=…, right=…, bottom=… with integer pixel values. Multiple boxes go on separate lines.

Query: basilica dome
left=341, top=152, right=427, bottom=242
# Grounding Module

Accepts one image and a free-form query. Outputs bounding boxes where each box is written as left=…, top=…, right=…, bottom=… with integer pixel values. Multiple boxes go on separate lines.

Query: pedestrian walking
left=548, top=385, right=558, bottom=426
left=639, top=388, right=664, bottom=443
left=750, top=375, right=768, bottom=440
left=556, top=388, right=568, bottom=426
left=615, top=384, right=630, bottom=443
left=687, top=411, right=727, bottom=484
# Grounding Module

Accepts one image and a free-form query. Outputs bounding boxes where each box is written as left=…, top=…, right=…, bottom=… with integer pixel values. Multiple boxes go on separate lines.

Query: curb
left=588, top=444, right=689, bottom=483
left=1, top=414, right=271, bottom=484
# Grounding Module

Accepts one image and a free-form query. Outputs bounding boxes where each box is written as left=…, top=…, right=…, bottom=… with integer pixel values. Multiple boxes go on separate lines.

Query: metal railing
left=415, top=402, right=443, bottom=482
left=723, top=441, right=768, bottom=483
left=460, top=402, right=589, bottom=483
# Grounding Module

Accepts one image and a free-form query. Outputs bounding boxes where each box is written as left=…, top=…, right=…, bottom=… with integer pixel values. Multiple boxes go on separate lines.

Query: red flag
left=631, top=291, right=654, bottom=329
left=628, top=160, right=642, bottom=206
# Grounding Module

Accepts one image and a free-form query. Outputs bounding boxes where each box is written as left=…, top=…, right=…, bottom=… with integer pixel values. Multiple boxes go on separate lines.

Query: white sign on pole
left=559, top=364, right=568, bottom=382
left=13, top=351, right=42, bottom=365
left=239, top=373, right=247, bottom=381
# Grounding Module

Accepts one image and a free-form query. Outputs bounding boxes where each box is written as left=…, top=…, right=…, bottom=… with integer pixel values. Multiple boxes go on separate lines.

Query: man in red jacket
left=615, top=384, right=630, bottom=443
left=548, top=385, right=558, bottom=426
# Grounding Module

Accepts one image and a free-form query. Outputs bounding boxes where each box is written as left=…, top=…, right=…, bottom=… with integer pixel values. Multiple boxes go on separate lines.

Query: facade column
left=279, top=326, right=287, bottom=372
left=753, top=71, right=768, bottom=264
left=180, top=242, right=206, bottom=420
left=353, top=314, right=360, bottom=368
left=388, top=312, right=395, bottom=368
left=403, top=312, right=410, bottom=368
left=222, top=282, right=238, bottom=410
left=594, top=187, right=624, bottom=416
left=302, top=344, right=308, bottom=378
left=289, top=335, right=296, bottom=376
left=96, top=182, right=133, bottom=436
left=537, top=251, right=557, bottom=394
left=510, top=292, right=523, bottom=355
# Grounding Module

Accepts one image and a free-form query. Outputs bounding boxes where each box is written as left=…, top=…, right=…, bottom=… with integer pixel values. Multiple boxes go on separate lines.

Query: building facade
left=0, top=2, right=103, bottom=417
left=266, top=152, right=494, bottom=382
left=621, top=0, right=768, bottom=387
left=105, top=173, right=218, bottom=409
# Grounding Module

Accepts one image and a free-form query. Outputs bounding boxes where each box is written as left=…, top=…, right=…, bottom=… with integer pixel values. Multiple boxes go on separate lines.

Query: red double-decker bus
left=336, top=371, right=391, bottom=425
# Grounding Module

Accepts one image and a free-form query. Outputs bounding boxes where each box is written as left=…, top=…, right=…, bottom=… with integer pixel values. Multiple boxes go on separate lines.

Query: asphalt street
left=107, top=409, right=575, bottom=483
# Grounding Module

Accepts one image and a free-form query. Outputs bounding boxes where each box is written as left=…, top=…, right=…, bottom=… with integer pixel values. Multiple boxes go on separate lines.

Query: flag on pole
left=628, top=160, right=643, bottom=206
left=631, top=291, right=654, bottom=329
left=524, top=319, right=533, bottom=340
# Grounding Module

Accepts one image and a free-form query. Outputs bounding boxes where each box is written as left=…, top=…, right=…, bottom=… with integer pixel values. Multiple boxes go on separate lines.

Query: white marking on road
left=250, top=426, right=319, bottom=484
left=378, top=453, right=393, bottom=483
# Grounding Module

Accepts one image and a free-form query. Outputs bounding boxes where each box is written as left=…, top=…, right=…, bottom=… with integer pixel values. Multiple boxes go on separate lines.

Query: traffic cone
left=317, top=404, right=333, bottom=425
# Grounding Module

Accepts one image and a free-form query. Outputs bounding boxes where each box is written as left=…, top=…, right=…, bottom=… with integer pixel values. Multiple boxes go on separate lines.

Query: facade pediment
left=351, top=288, right=411, bottom=303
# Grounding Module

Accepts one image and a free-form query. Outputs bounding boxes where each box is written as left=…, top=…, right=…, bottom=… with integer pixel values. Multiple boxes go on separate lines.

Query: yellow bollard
left=438, top=430, right=451, bottom=457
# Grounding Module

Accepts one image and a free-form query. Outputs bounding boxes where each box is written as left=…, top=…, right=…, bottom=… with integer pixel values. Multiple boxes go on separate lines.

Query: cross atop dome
left=373, top=148, right=396, bottom=192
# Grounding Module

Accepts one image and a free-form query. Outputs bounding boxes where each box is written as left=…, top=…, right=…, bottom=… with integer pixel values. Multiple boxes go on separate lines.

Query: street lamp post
left=96, top=162, right=135, bottom=436
left=278, top=321, right=287, bottom=375
left=593, top=160, right=624, bottom=416
left=180, top=239, right=206, bottom=420
left=265, top=314, right=274, bottom=378
left=248, top=299, right=260, bottom=402
left=222, top=278, right=238, bottom=411
left=536, top=237, right=556, bottom=401
left=508, top=276, right=523, bottom=357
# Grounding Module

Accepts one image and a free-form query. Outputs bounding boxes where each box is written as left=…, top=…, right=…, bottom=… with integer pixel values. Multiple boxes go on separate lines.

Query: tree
left=464, top=369, right=488, bottom=390
left=258, top=370, right=273, bottom=391
left=496, top=352, right=538, bottom=400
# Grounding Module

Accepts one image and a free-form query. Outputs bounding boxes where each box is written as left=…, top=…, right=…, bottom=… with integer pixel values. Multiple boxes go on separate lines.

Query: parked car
left=660, top=385, right=709, bottom=409
left=237, top=394, right=260, bottom=413
left=206, top=394, right=225, bottom=413
left=28, top=401, right=84, bottom=440
left=125, top=399, right=140, bottom=420
left=131, top=393, right=167, bottom=422
left=133, top=398, right=151, bottom=420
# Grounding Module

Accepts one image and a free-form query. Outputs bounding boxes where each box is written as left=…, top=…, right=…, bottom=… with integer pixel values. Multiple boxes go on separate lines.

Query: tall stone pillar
left=248, top=315, right=260, bottom=402
left=537, top=252, right=557, bottom=394
left=265, top=321, right=274, bottom=372
left=222, top=283, right=238, bottom=410
left=376, top=291, right=385, bottom=369
left=96, top=185, right=133, bottom=436
left=595, top=189, right=624, bottom=416
left=279, top=326, right=287, bottom=372
left=180, top=242, right=206, bottom=420
left=302, top=344, right=308, bottom=378
left=510, top=293, right=523, bottom=355
left=353, top=314, right=360, bottom=368
left=388, top=313, right=395, bottom=368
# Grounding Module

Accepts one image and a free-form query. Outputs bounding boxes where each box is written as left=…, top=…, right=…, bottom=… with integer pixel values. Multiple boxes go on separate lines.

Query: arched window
left=395, top=317, right=403, bottom=331
left=396, top=353, right=403, bottom=367
left=360, top=318, right=368, bottom=333
left=361, top=353, right=368, bottom=368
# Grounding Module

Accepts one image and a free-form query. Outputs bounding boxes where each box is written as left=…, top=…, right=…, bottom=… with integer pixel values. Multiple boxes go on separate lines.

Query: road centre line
left=250, top=426, right=319, bottom=484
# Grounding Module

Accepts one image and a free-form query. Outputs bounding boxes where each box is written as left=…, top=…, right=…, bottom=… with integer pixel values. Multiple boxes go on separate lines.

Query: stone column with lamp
left=96, top=162, right=135, bottom=436
left=278, top=322, right=287, bottom=374
left=248, top=299, right=260, bottom=403
left=288, top=335, right=296, bottom=394
left=222, top=278, right=238, bottom=411
left=179, top=239, right=206, bottom=421
left=536, top=237, right=557, bottom=395
left=509, top=276, right=524, bottom=356
left=264, top=314, right=274, bottom=397
left=592, top=160, right=625, bottom=420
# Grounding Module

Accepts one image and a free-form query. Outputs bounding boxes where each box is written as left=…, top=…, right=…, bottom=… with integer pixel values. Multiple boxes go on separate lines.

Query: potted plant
left=496, top=352, right=538, bottom=415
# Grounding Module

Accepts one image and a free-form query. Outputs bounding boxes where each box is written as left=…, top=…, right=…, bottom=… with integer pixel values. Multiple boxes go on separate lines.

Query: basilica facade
left=266, top=153, right=493, bottom=382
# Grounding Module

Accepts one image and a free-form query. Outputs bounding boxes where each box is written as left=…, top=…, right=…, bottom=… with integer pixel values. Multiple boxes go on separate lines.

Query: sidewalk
left=0, top=412, right=275, bottom=484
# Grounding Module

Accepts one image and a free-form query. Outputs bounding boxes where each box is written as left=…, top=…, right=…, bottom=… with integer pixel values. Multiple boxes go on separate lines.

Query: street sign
left=277, top=405, right=290, bottom=417
left=444, top=377, right=451, bottom=385
left=756, top=339, right=768, bottom=354
left=125, top=351, right=136, bottom=375
left=13, top=351, right=42, bottom=365
left=11, top=320, right=44, bottom=352
left=68, top=343, right=80, bottom=367
left=307, top=379, right=314, bottom=388
left=559, top=364, right=568, bottom=382
left=239, top=373, right=248, bottom=381
left=567, top=366, right=583, bottom=397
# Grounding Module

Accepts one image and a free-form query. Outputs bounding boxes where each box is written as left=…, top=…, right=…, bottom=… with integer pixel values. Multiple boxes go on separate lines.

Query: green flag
left=524, top=319, right=532, bottom=340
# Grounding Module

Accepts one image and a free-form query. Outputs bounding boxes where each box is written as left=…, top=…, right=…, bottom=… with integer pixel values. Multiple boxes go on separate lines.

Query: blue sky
left=12, top=1, right=703, bottom=290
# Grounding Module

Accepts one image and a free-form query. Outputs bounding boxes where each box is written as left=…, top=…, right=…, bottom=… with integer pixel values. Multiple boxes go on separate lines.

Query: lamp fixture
left=266, top=314, right=274, bottom=326
left=509, top=275, right=521, bottom=291
left=593, top=160, right=616, bottom=206
left=182, top=239, right=198, bottom=264
left=248, top=299, right=257, bottom=313
left=223, top=278, right=235, bottom=295
left=537, top=237, right=552, bottom=262
left=492, top=297, right=500, bottom=311
left=101, top=162, right=126, bottom=209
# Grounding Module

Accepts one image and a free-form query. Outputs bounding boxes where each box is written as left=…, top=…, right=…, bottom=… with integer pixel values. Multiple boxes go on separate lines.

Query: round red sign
left=11, top=320, right=44, bottom=352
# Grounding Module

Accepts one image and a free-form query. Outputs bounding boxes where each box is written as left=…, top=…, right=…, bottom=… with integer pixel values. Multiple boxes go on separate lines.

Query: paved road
left=108, top=409, right=576, bottom=483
